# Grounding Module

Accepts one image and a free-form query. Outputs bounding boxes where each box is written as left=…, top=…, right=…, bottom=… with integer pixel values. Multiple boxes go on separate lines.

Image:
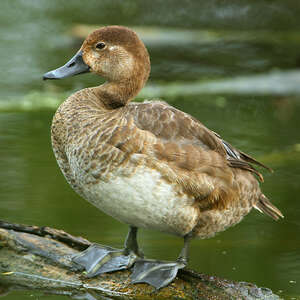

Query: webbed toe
left=131, top=259, right=185, bottom=289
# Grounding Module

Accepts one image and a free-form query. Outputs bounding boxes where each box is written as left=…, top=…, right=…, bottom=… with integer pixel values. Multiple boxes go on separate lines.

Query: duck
left=43, top=25, right=283, bottom=289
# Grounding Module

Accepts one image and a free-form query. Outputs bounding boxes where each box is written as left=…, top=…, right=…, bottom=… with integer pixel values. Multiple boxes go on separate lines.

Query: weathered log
left=0, top=220, right=281, bottom=299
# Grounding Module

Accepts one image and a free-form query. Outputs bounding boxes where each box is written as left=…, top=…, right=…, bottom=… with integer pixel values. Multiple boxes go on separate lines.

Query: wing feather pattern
left=127, top=101, right=270, bottom=180
left=123, top=101, right=283, bottom=218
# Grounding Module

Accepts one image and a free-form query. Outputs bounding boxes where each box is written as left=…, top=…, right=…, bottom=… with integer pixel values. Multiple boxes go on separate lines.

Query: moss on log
left=0, top=220, right=281, bottom=299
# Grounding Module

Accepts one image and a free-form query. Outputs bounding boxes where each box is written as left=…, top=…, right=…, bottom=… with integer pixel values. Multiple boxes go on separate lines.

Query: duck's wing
left=214, top=134, right=272, bottom=182
left=124, top=101, right=283, bottom=219
left=127, top=101, right=270, bottom=181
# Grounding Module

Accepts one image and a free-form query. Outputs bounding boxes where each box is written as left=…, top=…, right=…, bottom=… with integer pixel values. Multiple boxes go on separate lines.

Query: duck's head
left=43, top=26, right=150, bottom=99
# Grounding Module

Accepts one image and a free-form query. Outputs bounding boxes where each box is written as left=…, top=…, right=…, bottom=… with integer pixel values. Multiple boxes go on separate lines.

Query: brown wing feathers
left=238, top=150, right=273, bottom=172
left=227, top=158, right=264, bottom=182
left=131, top=102, right=270, bottom=179
left=127, top=101, right=283, bottom=219
left=220, top=139, right=273, bottom=181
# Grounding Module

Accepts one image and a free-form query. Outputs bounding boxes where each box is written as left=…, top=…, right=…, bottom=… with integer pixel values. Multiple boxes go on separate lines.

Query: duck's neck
left=92, top=78, right=143, bottom=109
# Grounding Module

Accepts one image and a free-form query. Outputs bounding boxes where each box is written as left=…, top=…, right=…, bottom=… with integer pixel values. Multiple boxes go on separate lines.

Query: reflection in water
left=0, top=0, right=300, bottom=299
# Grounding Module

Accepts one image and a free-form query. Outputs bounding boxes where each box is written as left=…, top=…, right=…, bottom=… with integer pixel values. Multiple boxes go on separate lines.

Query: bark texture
left=0, top=220, right=281, bottom=299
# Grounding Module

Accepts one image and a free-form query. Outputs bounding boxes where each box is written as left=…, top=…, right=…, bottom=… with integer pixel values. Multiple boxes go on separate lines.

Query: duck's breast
left=71, top=157, right=199, bottom=237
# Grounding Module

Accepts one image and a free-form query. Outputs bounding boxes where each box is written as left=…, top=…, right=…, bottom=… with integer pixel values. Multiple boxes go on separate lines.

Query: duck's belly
left=76, top=166, right=199, bottom=237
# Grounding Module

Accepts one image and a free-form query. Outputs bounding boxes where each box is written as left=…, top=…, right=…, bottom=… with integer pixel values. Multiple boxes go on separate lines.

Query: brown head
left=43, top=26, right=151, bottom=106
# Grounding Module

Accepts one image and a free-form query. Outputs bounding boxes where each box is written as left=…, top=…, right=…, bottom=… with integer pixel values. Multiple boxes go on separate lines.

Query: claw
left=131, top=259, right=185, bottom=289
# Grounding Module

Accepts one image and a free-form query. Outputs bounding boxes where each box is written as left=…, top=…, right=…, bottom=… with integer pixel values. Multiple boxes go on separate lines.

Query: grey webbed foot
left=131, top=259, right=186, bottom=289
left=72, top=244, right=137, bottom=277
left=131, top=233, right=192, bottom=289
left=72, top=226, right=141, bottom=277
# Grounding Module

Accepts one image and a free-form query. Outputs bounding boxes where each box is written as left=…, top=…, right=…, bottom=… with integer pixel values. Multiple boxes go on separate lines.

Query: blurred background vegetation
left=0, top=0, right=299, bottom=299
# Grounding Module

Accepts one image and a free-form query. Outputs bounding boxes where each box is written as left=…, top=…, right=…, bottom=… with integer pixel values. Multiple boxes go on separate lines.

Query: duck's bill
left=43, top=50, right=90, bottom=80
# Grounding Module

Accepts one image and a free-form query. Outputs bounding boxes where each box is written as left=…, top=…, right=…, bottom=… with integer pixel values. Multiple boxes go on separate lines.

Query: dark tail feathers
left=254, top=194, right=284, bottom=221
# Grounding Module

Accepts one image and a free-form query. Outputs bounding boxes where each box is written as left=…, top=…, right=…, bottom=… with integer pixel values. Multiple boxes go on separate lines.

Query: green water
left=0, top=1, right=300, bottom=299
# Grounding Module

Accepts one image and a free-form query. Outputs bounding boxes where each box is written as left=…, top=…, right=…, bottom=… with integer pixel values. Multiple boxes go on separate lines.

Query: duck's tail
left=254, top=194, right=284, bottom=221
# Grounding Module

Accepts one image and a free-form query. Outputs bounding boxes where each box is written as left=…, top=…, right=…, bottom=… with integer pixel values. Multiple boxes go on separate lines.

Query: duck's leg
left=72, top=226, right=141, bottom=277
left=131, top=233, right=192, bottom=289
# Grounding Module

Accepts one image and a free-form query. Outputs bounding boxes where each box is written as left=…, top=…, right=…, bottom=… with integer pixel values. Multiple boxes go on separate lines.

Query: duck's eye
left=96, top=42, right=106, bottom=50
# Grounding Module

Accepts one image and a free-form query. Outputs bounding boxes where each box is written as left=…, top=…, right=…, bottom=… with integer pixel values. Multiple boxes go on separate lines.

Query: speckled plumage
left=50, top=26, right=283, bottom=241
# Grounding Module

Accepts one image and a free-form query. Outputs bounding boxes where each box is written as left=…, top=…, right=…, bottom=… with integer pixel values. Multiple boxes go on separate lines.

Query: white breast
left=78, top=166, right=199, bottom=237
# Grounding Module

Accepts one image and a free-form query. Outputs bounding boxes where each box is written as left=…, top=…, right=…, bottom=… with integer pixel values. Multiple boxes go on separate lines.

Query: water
left=0, top=1, right=300, bottom=299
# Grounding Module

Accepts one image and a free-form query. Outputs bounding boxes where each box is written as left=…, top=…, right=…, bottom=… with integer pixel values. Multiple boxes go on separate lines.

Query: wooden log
left=0, top=220, right=281, bottom=299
